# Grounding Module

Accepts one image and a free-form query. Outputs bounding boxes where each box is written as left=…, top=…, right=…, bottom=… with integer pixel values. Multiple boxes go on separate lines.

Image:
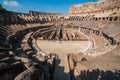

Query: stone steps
left=0, top=53, right=14, bottom=59
left=0, top=57, right=20, bottom=64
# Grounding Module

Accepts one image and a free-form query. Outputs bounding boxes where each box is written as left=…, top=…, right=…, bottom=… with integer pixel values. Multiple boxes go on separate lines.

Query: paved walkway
left=53, top=53, right=71, bottom=80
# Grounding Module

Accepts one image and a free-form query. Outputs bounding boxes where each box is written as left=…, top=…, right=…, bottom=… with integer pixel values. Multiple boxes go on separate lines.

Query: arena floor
left=36, top=40, right=90, bottom=54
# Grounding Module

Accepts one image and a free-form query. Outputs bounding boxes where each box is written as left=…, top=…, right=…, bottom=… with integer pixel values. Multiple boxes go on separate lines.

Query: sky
left=0, top=0, right=98, bottom=15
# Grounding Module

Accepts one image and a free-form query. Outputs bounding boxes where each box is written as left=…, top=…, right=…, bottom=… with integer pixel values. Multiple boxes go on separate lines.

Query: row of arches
left=69, top=5, right=120, bottom=17
left=0, top=11, right=61, bottom=24
left=80, top=27, right=117, bottom=45
left=68, top=16, right=120, bottom=22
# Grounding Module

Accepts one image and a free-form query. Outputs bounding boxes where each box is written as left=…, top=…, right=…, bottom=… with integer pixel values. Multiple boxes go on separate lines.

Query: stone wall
left=68, top=0, right=120, bottom=18
left=0, top=7, right=62, bottom=24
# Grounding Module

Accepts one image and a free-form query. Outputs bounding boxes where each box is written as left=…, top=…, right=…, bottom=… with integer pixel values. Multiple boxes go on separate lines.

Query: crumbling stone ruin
left=0, top=0, right=120, bottom=80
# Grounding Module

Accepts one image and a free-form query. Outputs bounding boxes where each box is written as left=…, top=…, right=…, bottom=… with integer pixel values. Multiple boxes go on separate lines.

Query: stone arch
left=69, top=16, right=72, bottom=20
left=76, top=16, right=78, bottom=20
left=117, top=7, right=120, bottom=11
left=86, top=15, right=88, bottom=19
left=95, top=18, right=98, bottom=21
left=75, top=16, right=77, bottom=20
left=109, top=17, right=113, bottom=22
left=72, top=16, right=75, bottom=20
left=78, top=16, right=80, bottom=21
left=102, top=17, right=105, bottom=21
left=114, top=16, right=118, bottom=21
left=71, top=16, right=73, bottom=21
left=99, top=17, right=101, bottom=21
left=73, top=16, right=75, bottom=20
left=93, top=17, right=95, bottom=21
left=71, top=16, right=73, bottom=20
left=106, top=17, right=109, bottom=21
left=82, top=17, right=85, bottom=20
left=69, top=16, right=71, bottom=20
left=76, top=16, right=78, bottom=21
left=79, top=16, right=82, bottom=21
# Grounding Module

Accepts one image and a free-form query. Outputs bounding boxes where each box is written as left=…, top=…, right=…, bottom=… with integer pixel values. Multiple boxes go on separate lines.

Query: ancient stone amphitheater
left=0, top=0, right=120, bottom=80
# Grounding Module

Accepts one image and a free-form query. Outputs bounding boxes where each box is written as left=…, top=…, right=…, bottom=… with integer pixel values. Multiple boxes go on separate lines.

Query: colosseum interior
left=0, top=0, right=120, bottom=80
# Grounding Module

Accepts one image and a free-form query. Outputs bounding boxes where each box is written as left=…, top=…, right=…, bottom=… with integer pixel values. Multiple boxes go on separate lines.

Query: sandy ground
left=36, top=40, right=89, bottom=54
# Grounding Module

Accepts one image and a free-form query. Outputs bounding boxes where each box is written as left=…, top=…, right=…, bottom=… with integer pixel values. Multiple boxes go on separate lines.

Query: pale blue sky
left=0, top=0, right=98, bottom=15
